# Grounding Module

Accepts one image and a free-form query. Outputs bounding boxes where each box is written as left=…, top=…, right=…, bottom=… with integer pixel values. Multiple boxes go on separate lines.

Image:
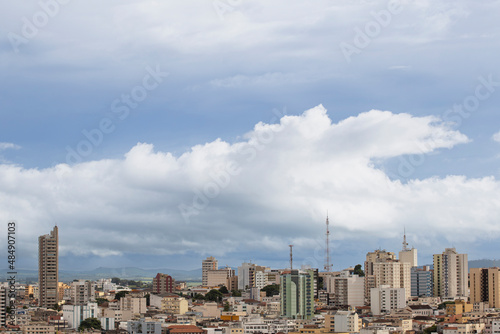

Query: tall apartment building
left=371, top=285, right=406, bottom=315
left=39, top=226, right=59, bottom=308
left=238, top=262, right=256, bottom=290
left=365, top=250, right=396, bottom=276
left=152, top=273, right=174, bottom=294
left=202, top=257, right=218, bottom=286
left=280, top=269, right=315, bottom=319
left=433, top=248, right=468, bottom=299
left=68, top=280, right=95, bottom=305
left=411, top=266, right=433, bottom=297
left=326, top=270, right=364, bottom=308
left=470, top=268, right=500, bottom=308
left=364, top=249, right=396, bottom=303
left=0, top=283, right=7, bottom=327
left=372, top=261, right=411, bottom=300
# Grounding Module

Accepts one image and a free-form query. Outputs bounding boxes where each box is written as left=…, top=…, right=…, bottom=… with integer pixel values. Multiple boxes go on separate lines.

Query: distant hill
left=0, top=267, right=202, bottom=283
left=469, top=259, right=500, bottom=268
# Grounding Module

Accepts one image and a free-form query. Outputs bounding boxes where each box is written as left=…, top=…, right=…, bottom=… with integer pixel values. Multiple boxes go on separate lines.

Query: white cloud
left=493, top=131, right=500, bottom=143
left=1, top=106, right=494, bottom=268
left=0, top=142, right=20, bottom=151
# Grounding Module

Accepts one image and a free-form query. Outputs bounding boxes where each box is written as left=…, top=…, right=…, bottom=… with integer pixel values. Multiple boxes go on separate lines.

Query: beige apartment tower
left=433, top=248, right=468, bottom=298
left=202, top=256, right=218, bottom=286
left=39, top=226, right=59, bottom=308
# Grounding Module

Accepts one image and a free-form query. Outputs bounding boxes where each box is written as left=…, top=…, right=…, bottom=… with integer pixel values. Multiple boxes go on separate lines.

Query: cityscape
left=3, top=1, right=500, bottom=334
left=2, top=224, right=500, bottom=334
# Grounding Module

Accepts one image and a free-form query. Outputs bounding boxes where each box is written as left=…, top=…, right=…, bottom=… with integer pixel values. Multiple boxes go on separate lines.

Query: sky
left=1, top=0, right=500, bottom=273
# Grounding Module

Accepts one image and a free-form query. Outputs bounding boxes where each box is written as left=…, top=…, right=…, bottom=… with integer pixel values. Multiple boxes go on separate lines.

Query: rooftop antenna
left=289, top=245, right=294, bottom=270
left=402, top=227, right=409, bottom=251
left=324, top=213, right=333, bottom=272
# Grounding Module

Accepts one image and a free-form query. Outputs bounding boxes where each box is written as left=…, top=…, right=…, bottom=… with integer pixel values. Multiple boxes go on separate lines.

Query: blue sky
left=1, top=0, right=500, bottom=273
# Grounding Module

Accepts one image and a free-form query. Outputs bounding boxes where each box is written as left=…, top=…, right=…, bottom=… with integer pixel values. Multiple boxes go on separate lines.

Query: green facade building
left=280, top=269, right=315, bottom=319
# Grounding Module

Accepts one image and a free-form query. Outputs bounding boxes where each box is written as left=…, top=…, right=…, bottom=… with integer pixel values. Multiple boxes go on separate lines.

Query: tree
left=353, top=264, right=365, bottom=277
left=438, top=301, right=455, bottom=309
left=261, top=284, right=280, bottom=297
left=114, top=291, right=129, bottom=300
left=193, top=293, right=205, bottom=301
left=53, top=303, right=61, bottom=311
left=111, top=277, right=120, bottom=284
left=423, top=325, right=437, bottom=334
left=206, top=289, right=223, bottom=302
left=96, top=298, right=108, bottom=306
left=223, top=302, right=230, bottom=312
left=231, top=290, right=242, bottom=297
left=78, top=317, right=101, bottom=331
left=145, top=293, right=150, bottom=306
left=219, top=286, right=229, bottom=294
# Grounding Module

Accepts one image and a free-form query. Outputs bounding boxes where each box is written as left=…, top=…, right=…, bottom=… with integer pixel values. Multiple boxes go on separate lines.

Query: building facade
left=372, top=261, right=411, bottom=300
left=411, top=266, right=433, bottom=297
left=280, top=269, right=315, bottom=319
left=470, top=267, right=500, bottom=308
left=152, top=273, right=174, bottom=294
left=202, top=257, right=218, bottom=286
left=206, top=267, right=235, bottom=288
left=69, top=280, right=95, bottom=305
left=370, top=285, right=406, bottom=315
left=327, top=271, right=365, bottom=308
left=433, top=248, right=468, bottom=298
left=62, top=302, right=98, bottom=329
left=38, top=226, right=59, bottom=308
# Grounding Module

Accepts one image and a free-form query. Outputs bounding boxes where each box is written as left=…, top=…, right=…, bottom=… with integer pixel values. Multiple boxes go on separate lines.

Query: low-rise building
left=21, top=323, right=55, bottom=334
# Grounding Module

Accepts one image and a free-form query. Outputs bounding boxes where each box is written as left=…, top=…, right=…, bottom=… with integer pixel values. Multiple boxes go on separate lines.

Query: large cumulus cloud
left=3, top=106, right=497, bottom=270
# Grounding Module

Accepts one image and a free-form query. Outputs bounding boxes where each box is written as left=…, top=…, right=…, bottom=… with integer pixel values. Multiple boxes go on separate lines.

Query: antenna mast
left=324, top=214, right=333, bottom=272
left=402, top=227, right=408, bottom=251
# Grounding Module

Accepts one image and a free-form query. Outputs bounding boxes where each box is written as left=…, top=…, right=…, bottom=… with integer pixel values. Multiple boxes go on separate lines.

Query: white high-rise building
left=63, top=302, right=98, bottom=329
left=370, top=285, right=406, bottom=315
left=255, top=271, right=268, bottom=290
left=238, top=262, right=255, bottom=290
left=326, top=270, right=365, bottom=307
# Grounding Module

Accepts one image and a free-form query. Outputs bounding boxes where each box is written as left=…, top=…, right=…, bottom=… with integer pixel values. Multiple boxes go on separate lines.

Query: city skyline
left=2, top=1, right=500, bottom=271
